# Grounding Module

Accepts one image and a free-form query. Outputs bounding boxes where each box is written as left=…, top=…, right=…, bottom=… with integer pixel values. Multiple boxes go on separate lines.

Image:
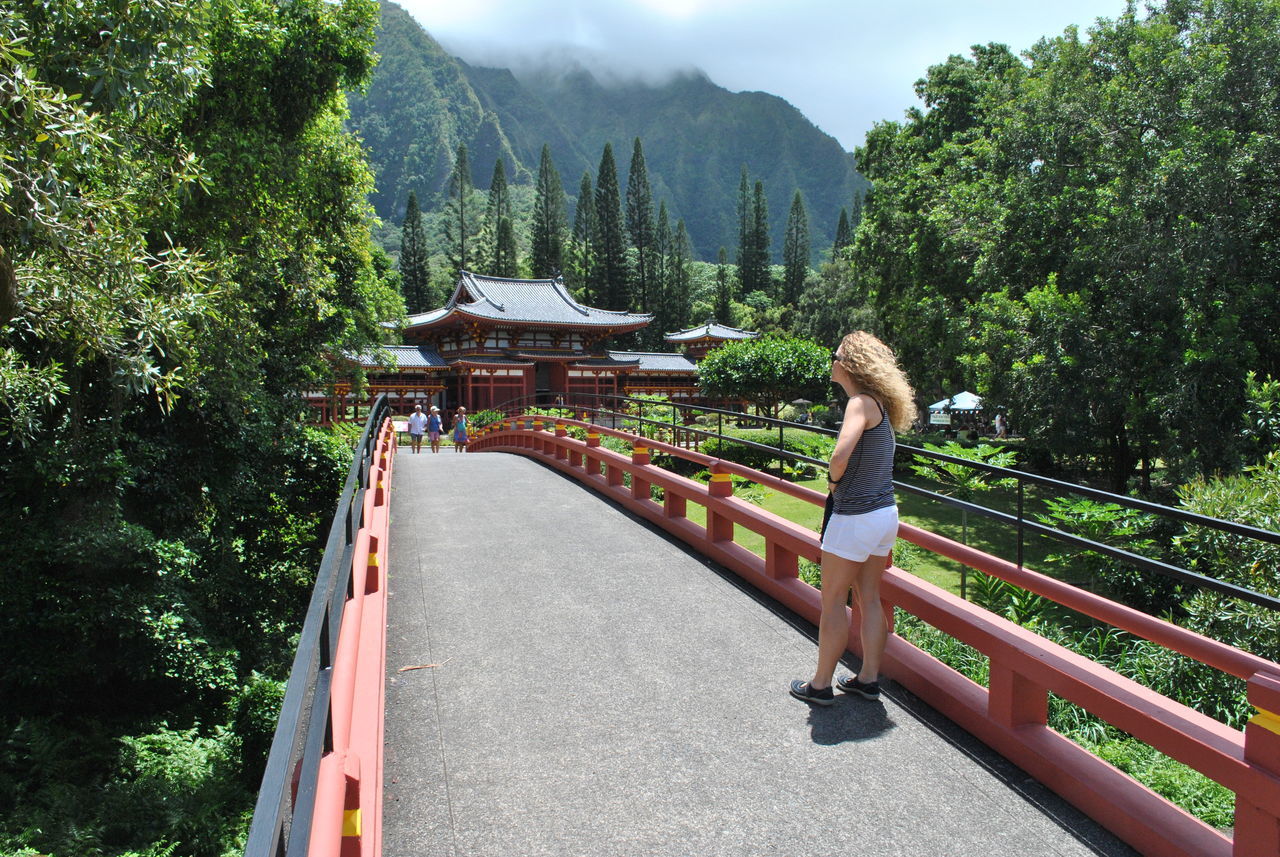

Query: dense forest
left=3, top=0, right=1280, bottom=853
left=0, top=0, right=400, bottom=854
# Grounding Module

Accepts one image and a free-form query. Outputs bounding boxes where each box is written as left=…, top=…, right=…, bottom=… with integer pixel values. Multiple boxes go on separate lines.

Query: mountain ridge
left=349, top=0, right=868, bottom=263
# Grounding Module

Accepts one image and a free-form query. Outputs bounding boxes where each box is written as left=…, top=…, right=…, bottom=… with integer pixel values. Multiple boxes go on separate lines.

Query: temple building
left=309, top=272, right=758, bottom=420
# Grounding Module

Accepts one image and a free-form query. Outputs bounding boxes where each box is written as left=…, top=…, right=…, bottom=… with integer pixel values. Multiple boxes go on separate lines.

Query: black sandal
left=789, top=679, right=835, bottom=706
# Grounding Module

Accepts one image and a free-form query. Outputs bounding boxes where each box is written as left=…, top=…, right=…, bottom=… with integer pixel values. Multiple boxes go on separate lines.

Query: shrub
left=700, top=427, right=834, bottom=474
left=470, top=409, right=505, bottom=429
left=1034, top=497, right=1180, bottom=616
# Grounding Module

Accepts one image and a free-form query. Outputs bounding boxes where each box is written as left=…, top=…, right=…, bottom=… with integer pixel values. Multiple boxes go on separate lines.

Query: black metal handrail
left=245, top=394, right=391, bottom=857
left=486, top=391, right=1280, bottom=612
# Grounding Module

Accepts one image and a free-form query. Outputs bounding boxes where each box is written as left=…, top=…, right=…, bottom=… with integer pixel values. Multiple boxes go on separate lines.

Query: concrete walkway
left=383, top=451, right=1134, bottom=857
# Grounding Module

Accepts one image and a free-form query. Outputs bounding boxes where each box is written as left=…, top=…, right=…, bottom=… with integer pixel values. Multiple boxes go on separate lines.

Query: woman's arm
left=827, top=394, right=873, bottom=484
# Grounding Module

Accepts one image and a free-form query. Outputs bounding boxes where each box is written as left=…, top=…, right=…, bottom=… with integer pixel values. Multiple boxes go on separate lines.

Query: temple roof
left=349, top=344, right=448, bottom=370
left=572, top=355, right=642, bottom=369
left=405, top=272, right=653, bottom=331
left=608, top=350, right=699, bottom=373
left=450, top=355, right=535, bottom=368
left=665, top=320, right=759, bottom=343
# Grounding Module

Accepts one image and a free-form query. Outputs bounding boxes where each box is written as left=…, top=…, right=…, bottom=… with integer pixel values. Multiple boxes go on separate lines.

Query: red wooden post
left=766, top=541, right=798, bottom=579
left=632, top=443, right=651, bottom=501
left=706, top=464, right=733, bottom=543
left=554, top=421, right=568, bottom=460
left=988, top=662, right=1048, bottom=728
left=1237, top=672, right=1280, bottom=856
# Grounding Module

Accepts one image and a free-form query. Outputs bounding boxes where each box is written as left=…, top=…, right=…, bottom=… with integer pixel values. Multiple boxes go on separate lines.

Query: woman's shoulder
left=847, top=392, right=884, bottom=424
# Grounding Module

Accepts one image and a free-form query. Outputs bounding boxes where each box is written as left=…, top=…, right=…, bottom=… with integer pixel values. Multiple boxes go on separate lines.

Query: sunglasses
left=830, top=351, right=841, bottom=363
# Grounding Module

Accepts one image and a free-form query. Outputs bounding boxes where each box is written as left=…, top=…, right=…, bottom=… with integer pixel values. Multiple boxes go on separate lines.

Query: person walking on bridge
left=791, top=331, right=916, bottom=706
left=406, top=404, right=428, bottom=454
left=451, top=406, right=469, bottom=452
left=427, top=405, right=443, bottom=453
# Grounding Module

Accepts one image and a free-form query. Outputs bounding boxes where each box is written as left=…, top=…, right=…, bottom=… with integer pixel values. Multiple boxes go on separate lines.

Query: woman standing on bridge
left=791, top=331, right=916, bottom=706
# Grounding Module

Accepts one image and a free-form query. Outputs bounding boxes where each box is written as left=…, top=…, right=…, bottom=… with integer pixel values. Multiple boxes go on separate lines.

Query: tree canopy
left=0, top=1, right=399, bottom=853
left=697, top=336, right=830, bottom=415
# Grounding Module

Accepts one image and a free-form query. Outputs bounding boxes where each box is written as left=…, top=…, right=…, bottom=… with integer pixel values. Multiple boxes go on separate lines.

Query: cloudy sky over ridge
left=396, top=0, right=1132, bottom=153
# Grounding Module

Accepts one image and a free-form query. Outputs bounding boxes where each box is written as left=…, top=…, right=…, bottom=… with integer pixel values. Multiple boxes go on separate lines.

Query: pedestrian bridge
left=247, top=407, right=1280, bottom=857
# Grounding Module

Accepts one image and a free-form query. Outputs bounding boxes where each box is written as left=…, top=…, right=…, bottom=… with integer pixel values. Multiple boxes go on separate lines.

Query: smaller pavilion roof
left=405, top=272, right=652, bottom=330
left=665, top=320, right=759, bottom=343
left=348, top=344, right=448, bottom=370
left=608, top=350, right=699, bottom=374
left=928, top=391, right=983, bottom=412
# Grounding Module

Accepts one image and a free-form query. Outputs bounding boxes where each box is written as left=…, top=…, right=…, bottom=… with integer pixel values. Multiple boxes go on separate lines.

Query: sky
left=394, top=0, right=1134, bottom=153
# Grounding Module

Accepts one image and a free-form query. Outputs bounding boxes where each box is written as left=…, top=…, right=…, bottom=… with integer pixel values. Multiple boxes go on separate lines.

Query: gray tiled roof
left=449, top=355, right=535, bottom=367
left=350, top=345, right=447, bottom=369
left=406, top=272, right=652, bottom=329
left=608, top=350, right=699, bottom=373
left=665, top=321, right=759, bottom=342
left=572, top=354, right=641, bottom=368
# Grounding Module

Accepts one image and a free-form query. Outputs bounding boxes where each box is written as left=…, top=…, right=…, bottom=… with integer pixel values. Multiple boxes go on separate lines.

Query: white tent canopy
left=928, top=391, right=982, bottom=412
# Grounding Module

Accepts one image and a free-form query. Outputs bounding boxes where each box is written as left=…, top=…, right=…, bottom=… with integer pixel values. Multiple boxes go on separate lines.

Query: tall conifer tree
left=667, top=219, right=693, bottom=333
left=739, top=180, right=771, bottom=297
left=736, top=165, right=751, bottom=273
left=593, top=142, right=629, bottom=311
left=625, top=137, right=655, bottom=314
left=400, top=191, right=433, bottom=313
left=832, top=207, right=852, bottom=257
left=715, top=246, right=733, bottom=324
left=648, top=200, right=673, bottom=348
left=567, top=171, right=597, bottom=301
left=531, top=144, right=566, bottom=278
left=783, top=190, right=810, bottom=306
left=444, top=143, right=474, bottom=279
left=481, top=159, right=517, bottom=278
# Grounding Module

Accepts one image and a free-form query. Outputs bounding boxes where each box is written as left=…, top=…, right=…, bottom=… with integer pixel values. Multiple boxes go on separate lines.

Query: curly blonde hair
left=835, top=331, right=917, bottom=432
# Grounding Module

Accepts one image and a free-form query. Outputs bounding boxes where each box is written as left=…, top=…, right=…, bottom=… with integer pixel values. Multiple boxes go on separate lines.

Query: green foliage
left=910, top=441, right=1017, bottom=501
left=469, top=409, right=506, bottom=429
left=1034, top=497, right=1179, bottom=615
left=700, top=427, right=834, bottom=474
left=697, top=336, right=830, bottom=415
left=1093, top=739, right=1235, bottom=830
left=1171, top=452, right=1280, bottom=724
left=1243, top=372, right=1280, bottom=463
left=854, top=4, right=1280, bottom=486
left=0, top=0, right=389, bottom=852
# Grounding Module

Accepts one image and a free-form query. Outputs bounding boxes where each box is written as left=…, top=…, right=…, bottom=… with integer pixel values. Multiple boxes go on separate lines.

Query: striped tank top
left=831, top=397, right=896, bottom=516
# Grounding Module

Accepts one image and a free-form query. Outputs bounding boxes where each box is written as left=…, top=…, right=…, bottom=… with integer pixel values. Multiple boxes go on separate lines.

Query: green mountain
left=349, top=1, right=868, bottom=263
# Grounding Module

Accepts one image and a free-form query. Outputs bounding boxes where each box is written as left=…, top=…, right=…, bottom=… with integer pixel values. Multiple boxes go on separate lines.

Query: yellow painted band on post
left=1251, top=709, right=1280, bottom=736
left=343, top=808, right=362, bottom=837
left=634, top=445, right=648, bottom=455
left=709, top=473, right=733, bottom=483
left=368, top=553, right=378, bottom=568
left=587, top=432, right=600, bottom=438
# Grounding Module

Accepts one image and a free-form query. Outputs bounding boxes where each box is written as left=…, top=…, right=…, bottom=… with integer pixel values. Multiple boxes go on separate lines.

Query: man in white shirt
left=407, top=404, right=428, bottom=453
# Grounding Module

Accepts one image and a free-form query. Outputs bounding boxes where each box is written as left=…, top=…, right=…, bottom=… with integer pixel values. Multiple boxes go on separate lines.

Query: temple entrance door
left=535, top=362, right=551, bottom=401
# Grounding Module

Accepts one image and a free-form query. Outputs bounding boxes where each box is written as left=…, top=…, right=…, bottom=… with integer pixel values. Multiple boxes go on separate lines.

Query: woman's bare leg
left=850, top=553, right=891, bottom=681
left=811, top=550, right=859, bottom=689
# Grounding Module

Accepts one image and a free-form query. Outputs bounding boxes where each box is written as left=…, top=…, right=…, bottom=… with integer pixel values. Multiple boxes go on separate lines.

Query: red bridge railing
left=246, top=397, right=395, bottom=857
left=471, top=415, right=1280, bottom=857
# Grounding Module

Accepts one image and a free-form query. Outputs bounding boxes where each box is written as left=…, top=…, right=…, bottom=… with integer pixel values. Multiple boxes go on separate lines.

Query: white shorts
left=821, top=505, right=898, bottom=562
